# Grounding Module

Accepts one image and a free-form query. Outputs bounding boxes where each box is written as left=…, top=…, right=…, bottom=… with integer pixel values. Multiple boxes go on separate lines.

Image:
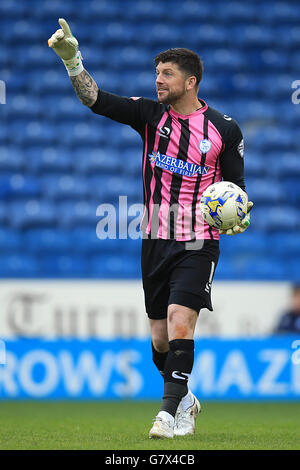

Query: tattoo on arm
left=70, top=69, right=99, bottom=107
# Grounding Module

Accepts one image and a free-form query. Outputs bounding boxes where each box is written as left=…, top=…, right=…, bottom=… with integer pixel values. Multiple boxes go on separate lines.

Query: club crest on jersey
left=199, top=139, right=212, bottom=153
left=148, top=151, right=209, bottom=177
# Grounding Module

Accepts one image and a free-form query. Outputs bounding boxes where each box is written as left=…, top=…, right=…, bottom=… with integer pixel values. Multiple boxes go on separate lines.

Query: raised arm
left=69, top=70, right=98, bottom=107
left=48, top=18, right=98, bottom=107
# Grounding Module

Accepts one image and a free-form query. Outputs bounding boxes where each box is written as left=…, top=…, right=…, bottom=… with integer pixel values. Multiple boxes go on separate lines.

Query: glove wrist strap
left=62, top=51, right=84, bottom=76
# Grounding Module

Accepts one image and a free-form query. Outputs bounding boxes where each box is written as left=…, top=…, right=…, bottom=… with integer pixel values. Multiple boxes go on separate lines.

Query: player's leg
left=149, top=304, right=198, bottom=439
left=147, top=239, right=218, bottom=438
left=149, top=308, right=196, bottom=379
left=141, top=238, right=176, bottom=438
left=157, top=304, right=197, bottom=418
left=141, top=238, right=171, bottom=381
left=168, top=240, right=219, bottom=436
left=148, top=317, right=176, bottom=439
left=167, top=305, right=201, bottom=436
left=149, top=318, right=169, bottom=377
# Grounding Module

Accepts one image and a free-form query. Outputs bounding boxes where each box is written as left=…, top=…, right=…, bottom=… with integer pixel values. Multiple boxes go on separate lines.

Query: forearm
left=70, top=69, right=99, bottom=107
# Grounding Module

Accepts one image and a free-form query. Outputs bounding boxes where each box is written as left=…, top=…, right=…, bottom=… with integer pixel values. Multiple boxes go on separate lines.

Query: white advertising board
left=0, top=280, right=291, bottom=339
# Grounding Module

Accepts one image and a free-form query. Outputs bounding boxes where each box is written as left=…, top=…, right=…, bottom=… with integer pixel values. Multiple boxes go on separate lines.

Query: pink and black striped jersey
left=91, top=90, right=245, bottom=241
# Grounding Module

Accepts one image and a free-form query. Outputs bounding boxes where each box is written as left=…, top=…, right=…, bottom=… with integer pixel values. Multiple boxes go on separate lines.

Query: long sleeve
left=219, top=121, right=246, bottom=192
left=90, top=90, right=163, bottom=137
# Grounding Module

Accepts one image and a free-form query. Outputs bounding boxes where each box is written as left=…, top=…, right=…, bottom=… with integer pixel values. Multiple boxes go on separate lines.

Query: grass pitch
left=0, top=401, right=299, bottom=450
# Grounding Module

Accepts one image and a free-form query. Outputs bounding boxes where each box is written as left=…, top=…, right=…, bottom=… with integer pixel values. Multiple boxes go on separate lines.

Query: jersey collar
left=168, top=99, right=208, bottom=119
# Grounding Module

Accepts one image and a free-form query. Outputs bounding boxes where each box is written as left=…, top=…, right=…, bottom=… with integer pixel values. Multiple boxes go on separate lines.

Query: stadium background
left=0, top=0, right=300, bottom=405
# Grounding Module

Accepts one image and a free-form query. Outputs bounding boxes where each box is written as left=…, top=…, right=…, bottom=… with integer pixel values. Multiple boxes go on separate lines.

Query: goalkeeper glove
left=220, top=201, right=254, bottom=236
left=48, top=18, right=83, bottom=76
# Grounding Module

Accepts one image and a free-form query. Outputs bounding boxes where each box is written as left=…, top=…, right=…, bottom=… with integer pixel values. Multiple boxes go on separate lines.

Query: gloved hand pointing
left=48, top=18, right=83, bottom=76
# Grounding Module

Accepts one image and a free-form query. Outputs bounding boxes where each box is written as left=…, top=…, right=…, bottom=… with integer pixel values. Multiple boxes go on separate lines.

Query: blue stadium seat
left=0, top=201, right=9, bottom=223
left=41, top=174, right=89, bottom=200
left=220, top=231, right=267, bottom=256
left=280, top=154, right=300, bottom=176
left=214, top=256, right=236, bottom=280
left=7, top=94, right=42, bottom=119
left=57, top=200, right=99, bottom=227
left=89, top=175, right=142, bottom=203
left=9, top=199, right=57, bottom=228
left=73, top=147, right=122, bottom=174
left=244, top=152, right=266, bottom=177
left=126, top=1, right=166, bottom=21
left=217, top=254, right=287, bottom=281
left=252, top=206, right=299, bottom=232
left=166, top=1, right=215, bottom=23
left=230, top=74, right=262, bottom=96
left=79, top=2, right=123, bottom=21
left=273, top=25, right=300, bottom=47
left=56, top=121, right=105, bottom=146
left=126, top=237, right=142, bottom=256
left=245, top=178, right=284, bottom=204
left=44, top=95, right=90, bottom=121
left=0, top=0, right=27, bottom=19
left=120, top=148, right=142, bottom=176
left=145, top=24, right=182, bottom=46
left=72, top=227, right=104, bottom=253
left=72, top=227, right=136, bottom=254
left=0, top=255, right=40, bottom=278
left=95, top=23, right=137, bottom=45
left=0, top=174, right=41, bottom=199
left=31, top=0, right=73, bottom=20
left=119, top=47, right=153, bottom=70
left=210, top=50, right=246, bottom=71
left=0, top=146, right=25, bottom=172
left=89, top=254, right=141, bottom=278
left=91, top=70, right=122, bottom=92
left=0, top=228, right=22, bottom=252
left=40, top=255, right=88, bottom=278
left=259, top=49, right=290, bottom=71
left=268, top=233, right=300, bottom=257
left=237, top=25, right=274, bottom=47
left=259, top=2, right=300, bottom=23
left=239, top=256, right=287, bottom=280
left=7, top=19, right=44, bottom=45
left=252, top=126, right=294, bottom=152
left=1, top=0, right=300, bottom=280
left=282, top=178, right=300, bottom=203
left=10, top=120, right=57, bottom=146
left=217, top=2, right=257, bottom=22
left=25, top=229, right=72, bottom=254
left=28, top=70, right=71, bottom=94
left=119, top=124, right=142, bottom=147
left=26, top=146, right=73, bottom=173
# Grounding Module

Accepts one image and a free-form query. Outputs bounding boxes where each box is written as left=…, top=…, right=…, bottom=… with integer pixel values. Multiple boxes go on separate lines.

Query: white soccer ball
left=200, top=181, right=248, bottom=230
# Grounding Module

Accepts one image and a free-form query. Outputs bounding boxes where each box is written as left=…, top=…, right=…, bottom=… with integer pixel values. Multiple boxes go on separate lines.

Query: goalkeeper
left=49, top=19, right=253, bottom=439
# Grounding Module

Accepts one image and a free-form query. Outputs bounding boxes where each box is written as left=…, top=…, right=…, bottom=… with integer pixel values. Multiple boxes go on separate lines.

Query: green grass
left=0, top=401, right=299, bottom=450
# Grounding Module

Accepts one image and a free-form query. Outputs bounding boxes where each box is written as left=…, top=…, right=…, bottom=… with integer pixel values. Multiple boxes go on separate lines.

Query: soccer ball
left=200, top=181, right=248, bottom=230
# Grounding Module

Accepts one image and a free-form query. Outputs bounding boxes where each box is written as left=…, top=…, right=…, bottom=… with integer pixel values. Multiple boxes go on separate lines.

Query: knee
left=152, top=336, right=169, bottom=353
left=150, top=321, right=169, bottom=353
left=168, top=304, right=196, bottom=340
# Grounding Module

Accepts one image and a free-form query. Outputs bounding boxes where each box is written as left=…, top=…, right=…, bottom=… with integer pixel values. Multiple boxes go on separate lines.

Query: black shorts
left=141, top=237, right=220, bottom=320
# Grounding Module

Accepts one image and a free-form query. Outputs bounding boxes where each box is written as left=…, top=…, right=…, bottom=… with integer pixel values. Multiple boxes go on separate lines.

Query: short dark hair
left=154, top=48, right=203, bottom=88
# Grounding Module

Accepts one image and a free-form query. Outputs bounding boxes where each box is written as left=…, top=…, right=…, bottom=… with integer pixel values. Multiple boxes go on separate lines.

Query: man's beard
left=158, top=88, right=185, bottom=105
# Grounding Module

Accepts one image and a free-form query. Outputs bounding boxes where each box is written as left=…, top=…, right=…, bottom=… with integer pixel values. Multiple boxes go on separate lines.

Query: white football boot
left=149, top=411, right=174, bottom=439
left=174, top=393, right=201, bottom=436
